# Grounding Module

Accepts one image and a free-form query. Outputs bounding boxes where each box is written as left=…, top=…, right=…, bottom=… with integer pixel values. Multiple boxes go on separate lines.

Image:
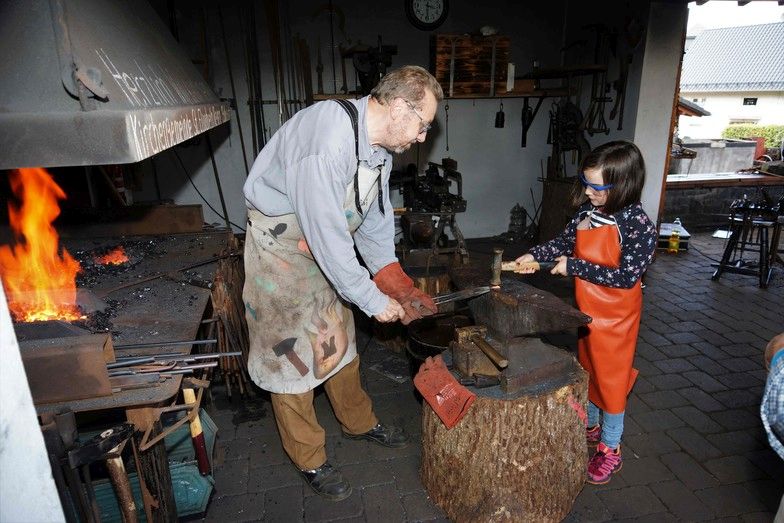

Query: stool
left=712, top=213, right=773, bottom=288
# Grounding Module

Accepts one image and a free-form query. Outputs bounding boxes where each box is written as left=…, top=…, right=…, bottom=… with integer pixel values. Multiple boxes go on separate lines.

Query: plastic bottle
left=667, top=218, right=682, bottom=254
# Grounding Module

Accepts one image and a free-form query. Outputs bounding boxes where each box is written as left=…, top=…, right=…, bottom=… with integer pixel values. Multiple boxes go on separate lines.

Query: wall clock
left=405, top=0, right=449, bottom=31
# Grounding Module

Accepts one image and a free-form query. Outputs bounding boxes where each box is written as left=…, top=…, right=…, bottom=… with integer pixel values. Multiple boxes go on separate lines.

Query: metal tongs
left=432, top=286, right=492, bottom=306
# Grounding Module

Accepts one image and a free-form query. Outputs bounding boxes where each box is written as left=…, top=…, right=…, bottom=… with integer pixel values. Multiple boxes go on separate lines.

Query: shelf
left=445, top=88, right=569, bottom=100
left=522, top=64, right=606, bottom=80
left=312, top=93, right=361, bottom=101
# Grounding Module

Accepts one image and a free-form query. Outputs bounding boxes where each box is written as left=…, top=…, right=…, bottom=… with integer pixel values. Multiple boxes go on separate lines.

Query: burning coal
left=94, top=246, right=129, bottom=265
left=0, top=168, right=84, bottom=322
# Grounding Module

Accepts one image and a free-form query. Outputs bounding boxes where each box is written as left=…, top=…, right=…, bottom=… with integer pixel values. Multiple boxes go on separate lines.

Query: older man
left=242, top=66, right=442, bottom=500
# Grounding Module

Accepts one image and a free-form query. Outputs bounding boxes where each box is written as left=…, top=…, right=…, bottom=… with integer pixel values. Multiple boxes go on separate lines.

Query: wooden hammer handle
left=501, top=261, right=556, bottom=272
left=470, top=334, right=509, bottom=369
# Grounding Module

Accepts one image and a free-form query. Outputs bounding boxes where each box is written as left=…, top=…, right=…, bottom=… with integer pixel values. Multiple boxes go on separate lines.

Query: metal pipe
left=205, top=132, right=232, bottom=230
left=115, top=351, right=242, bottom=363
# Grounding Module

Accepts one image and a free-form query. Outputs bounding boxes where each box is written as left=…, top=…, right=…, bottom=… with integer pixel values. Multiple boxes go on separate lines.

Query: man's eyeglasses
left=403, top=99, right=432, bottom=134
left=579, top=172, right=614, bottom=191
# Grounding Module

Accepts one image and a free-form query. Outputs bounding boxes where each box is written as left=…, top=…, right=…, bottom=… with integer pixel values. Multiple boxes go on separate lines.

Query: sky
left=687, top=1, right=784, bottom=35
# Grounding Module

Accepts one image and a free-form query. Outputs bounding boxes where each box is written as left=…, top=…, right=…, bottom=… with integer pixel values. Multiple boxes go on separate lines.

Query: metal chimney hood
left=0, top=0, right=230, bottom=169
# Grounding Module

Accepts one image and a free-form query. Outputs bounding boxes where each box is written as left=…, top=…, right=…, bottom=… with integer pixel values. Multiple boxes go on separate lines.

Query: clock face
left=406, top=0, right=448, bottom=30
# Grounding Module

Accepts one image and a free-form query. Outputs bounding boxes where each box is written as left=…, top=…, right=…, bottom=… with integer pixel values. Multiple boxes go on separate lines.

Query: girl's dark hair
left=574, top=140, right=646, bottom=215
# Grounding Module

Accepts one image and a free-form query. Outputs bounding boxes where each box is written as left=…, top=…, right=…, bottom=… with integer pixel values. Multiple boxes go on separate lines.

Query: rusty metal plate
left=19, top=334, right=112, bottom=404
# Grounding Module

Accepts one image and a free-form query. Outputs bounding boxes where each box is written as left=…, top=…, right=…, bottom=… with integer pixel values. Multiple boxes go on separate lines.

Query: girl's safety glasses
left=579, top=172, right=614, bottom=191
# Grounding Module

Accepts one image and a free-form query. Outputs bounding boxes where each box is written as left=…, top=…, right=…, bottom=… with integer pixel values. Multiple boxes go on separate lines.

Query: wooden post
left=420, top=349, right=588, bottom=522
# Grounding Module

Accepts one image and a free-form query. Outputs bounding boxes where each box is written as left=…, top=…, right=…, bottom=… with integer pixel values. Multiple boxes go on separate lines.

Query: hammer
left=272, top=337, right=309, bottom=377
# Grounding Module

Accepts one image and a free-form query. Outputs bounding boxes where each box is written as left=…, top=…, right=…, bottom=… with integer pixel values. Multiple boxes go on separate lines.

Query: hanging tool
left=444, top=102, right=450, bottom=152
left=609, top=54, right=631, bottom=130
left=328, top=0, right=337, bottom=93
left=316, top=36, right=324, bottom=94
left=520, top=96, right=544, bottom=148
left=495, top=101, right=505, bottom=128
left=488, top=36, right=498, bottom=97
left=448, top=36, right=458, bottom=97
left=339, top=44, right=348, bottom=93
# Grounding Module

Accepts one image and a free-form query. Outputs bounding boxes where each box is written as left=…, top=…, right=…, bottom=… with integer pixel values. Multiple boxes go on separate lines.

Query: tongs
left=432, top=286, right=491, bottom=306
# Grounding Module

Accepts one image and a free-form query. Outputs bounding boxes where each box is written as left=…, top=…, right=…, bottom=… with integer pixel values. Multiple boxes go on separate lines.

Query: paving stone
left=692, top=341, right=732, bottom=360
left=631, top=375, right=655, bottom=394
left=213, top=458, right=250, bottom=498
left=714, top=389, right=761, bottom=409
left=626, top=395, right=652, bottom=413
left=400, top=491, right=445, bottom=521
left=712, top=409, right=764, bottom=431
left=562, top=489, right=612, bottom=522
left=682, top=370, right=728, bottom=393
left=694, top=484, right=767, bottom=517
left=716, top=372, right=764, bottom=389
left=303, top=487, right=363, bottom=522
left=663, top=331, right=704, bottom=344
left=362, top=483, right=407, bottom=521
left=636, top=342, right=668, bottom=361
left=669, top=320, right=705, bottom=333
left=742, top=512, right=779, bottom=523
left=339, top=461, right=396, bottom=490
left=721, top=343, right=763, bottom=358
left=659, top=452, right=719, bottom=490
left=703, top=456, right=767, bottom=484
left=666, top=427, right=723, bottom=461
left=647, top=373, right=692, bottom=391
left=248, top=462, right=301, bottom=493
left=633, top=357, right=663, bottom=377
left=640, top=390, right=691, bottom=410
left=671, top=406, right=724, bottom=434
left=745, top=448, right=784, bottom=480
left=650, top=479, right=715, bottom=521
left=621, top=415, right=644, bottom=436
left=624, top=432, right=681, bottom=458
left=696, top=317, right=736, bottom=335
left=222, top=437, right=253, bottom=461
left=387, top=455, right=424, bottom=495
left=678, top=387, right=726, bottom=412
left=723, top=330, right=767, bottom=345
left=653, top=358, right=697, bottom=374
left=692, top=329, right=733, bottom=347
left=263, top=485, right=304, bottom=522
left=247, top=430, right=291, bottom=468
left=204, top=491, right=265, bottom=522
left=617, top=456, right=675, bottom=485
left=686, top=355, right=731, bottom=375
left=596, top=485, right=667, bottom=519
left=640, top=330, right=672, bottom=347
left=745, top=479, right=784, bottom=513
left=720, top=357, right=762, bottom=373
left=706, top=431, right=765, bottom=456
left=632, top=410, right=685, bottom=433
left=658, top=343, right=700, bottom=358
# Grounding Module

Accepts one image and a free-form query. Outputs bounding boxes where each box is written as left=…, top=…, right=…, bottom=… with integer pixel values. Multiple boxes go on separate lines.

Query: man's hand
left=373, top=262, right=436, bottom=325
left=374, top=297, right=405, bottom=323
left=551, top=256, right=569, bottom=276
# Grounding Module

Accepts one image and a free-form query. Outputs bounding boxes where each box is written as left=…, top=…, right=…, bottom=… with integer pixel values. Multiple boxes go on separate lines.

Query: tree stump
left=420, top=348, right=588, bottom=523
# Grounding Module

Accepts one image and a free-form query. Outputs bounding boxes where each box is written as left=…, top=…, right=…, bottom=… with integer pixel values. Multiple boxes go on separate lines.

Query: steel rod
left=114, top=339, right=218, bottom=350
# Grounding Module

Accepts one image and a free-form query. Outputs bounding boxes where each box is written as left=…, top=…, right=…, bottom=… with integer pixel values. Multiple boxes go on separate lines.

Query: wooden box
left=431, top=34, right=511, bottom=97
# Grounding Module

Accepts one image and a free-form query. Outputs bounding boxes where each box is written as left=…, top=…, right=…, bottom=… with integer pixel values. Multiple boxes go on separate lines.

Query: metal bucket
left=407, top=314, right=473, bottom=362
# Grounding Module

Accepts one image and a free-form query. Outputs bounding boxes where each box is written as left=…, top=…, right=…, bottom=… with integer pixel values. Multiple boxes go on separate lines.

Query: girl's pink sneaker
left=587, top=442, right=622, bottom=484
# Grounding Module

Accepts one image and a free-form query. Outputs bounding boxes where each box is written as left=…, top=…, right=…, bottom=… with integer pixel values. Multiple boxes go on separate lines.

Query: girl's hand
left=551, top=256, right=569, bottom=276
left=515, top=253, right=535, bottom=264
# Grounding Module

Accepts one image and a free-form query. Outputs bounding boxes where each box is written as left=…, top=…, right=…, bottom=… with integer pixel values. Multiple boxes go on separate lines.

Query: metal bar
left=114, top=339, right=218, bottom=350
left=115, top=351, right=242, bottom=362
left=205, top=132, right=232, bottom=230
left=218, top=5, right=249, bottom=174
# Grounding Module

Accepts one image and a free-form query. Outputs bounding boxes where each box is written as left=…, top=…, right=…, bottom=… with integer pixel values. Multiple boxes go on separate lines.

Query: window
left=743, top=97, right=758, bottom=106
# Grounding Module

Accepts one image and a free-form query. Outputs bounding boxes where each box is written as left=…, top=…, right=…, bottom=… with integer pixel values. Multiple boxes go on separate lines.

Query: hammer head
left=272, top=337, right=298, bottom=357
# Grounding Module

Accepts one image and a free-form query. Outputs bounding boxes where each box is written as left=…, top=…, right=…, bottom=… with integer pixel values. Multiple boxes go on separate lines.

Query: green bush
left=721, top=124, right=784, bottom=148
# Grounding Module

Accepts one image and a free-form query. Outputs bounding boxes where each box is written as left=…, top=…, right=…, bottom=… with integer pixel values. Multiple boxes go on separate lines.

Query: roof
left=677, top=96, right=711, bottom=117
left=680, top=22, right=784, bottom=93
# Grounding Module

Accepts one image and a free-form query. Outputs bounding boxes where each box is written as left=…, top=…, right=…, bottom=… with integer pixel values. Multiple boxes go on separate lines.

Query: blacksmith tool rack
left=712, top=194, right=783, bottom=288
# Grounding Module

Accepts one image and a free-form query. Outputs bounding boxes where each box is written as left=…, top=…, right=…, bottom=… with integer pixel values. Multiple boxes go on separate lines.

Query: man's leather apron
left=575, top=224, right=641, bottom=414
left=243, top=164, right=382, bottom=394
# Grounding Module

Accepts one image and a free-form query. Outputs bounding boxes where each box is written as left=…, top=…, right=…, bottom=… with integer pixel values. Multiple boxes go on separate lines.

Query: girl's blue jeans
left=587, top=401, right=624, bottom=449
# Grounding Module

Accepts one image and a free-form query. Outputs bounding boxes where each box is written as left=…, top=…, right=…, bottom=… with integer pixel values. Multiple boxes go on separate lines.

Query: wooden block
left=431, top=34, right=511, bottom=97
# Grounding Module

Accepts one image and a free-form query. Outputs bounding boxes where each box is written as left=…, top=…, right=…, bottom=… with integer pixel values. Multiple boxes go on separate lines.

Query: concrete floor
left=201, top=232, right=784, bottom=522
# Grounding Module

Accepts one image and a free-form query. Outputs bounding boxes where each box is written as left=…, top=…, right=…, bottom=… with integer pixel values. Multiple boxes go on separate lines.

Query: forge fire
left=0, top=167, right=84, bottom=322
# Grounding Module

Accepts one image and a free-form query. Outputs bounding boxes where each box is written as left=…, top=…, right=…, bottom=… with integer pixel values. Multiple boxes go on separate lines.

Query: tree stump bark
left=420, top=350, right=588, bottom=523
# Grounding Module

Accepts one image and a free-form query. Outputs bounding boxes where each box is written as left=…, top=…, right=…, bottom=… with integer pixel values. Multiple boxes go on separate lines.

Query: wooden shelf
left=312, top=93, right=360, bottom=101
left=522, top=64, right=606, bottom=80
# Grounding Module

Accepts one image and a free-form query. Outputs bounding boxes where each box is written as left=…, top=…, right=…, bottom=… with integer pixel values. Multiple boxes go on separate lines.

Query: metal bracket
left=137, top=381, right=209, bottom=452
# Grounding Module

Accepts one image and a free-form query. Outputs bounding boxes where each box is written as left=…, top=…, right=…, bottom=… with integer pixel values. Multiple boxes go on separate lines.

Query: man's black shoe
left=299, top=462, right=352, bottom=501
left=343, top=422, right=410, bottom=448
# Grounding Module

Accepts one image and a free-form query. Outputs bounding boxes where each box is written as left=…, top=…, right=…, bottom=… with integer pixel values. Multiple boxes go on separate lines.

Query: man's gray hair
left=371, top=65, right=444, bottom=107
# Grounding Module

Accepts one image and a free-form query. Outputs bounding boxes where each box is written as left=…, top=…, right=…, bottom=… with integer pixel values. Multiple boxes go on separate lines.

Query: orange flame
left=0, top=168, right=83, bottom=322
left=95, top=246, right=129, bottom=265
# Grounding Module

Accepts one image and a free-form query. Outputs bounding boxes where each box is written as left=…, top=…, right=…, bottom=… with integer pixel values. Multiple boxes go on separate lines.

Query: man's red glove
left=414, top=355, right=476, bottom=429
left=373, top=262, right=437, bottom=325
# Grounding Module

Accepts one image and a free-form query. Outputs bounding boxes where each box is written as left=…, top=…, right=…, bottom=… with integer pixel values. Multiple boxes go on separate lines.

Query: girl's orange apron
left=575, top=224, right=641, bottom=414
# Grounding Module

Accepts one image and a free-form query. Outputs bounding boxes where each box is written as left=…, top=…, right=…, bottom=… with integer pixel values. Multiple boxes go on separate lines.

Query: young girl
left=516, top=140, right=657, bottom=484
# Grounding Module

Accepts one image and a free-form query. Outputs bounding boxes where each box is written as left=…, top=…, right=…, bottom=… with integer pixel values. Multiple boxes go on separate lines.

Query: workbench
left=26, top=229, right=233, bottom=522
